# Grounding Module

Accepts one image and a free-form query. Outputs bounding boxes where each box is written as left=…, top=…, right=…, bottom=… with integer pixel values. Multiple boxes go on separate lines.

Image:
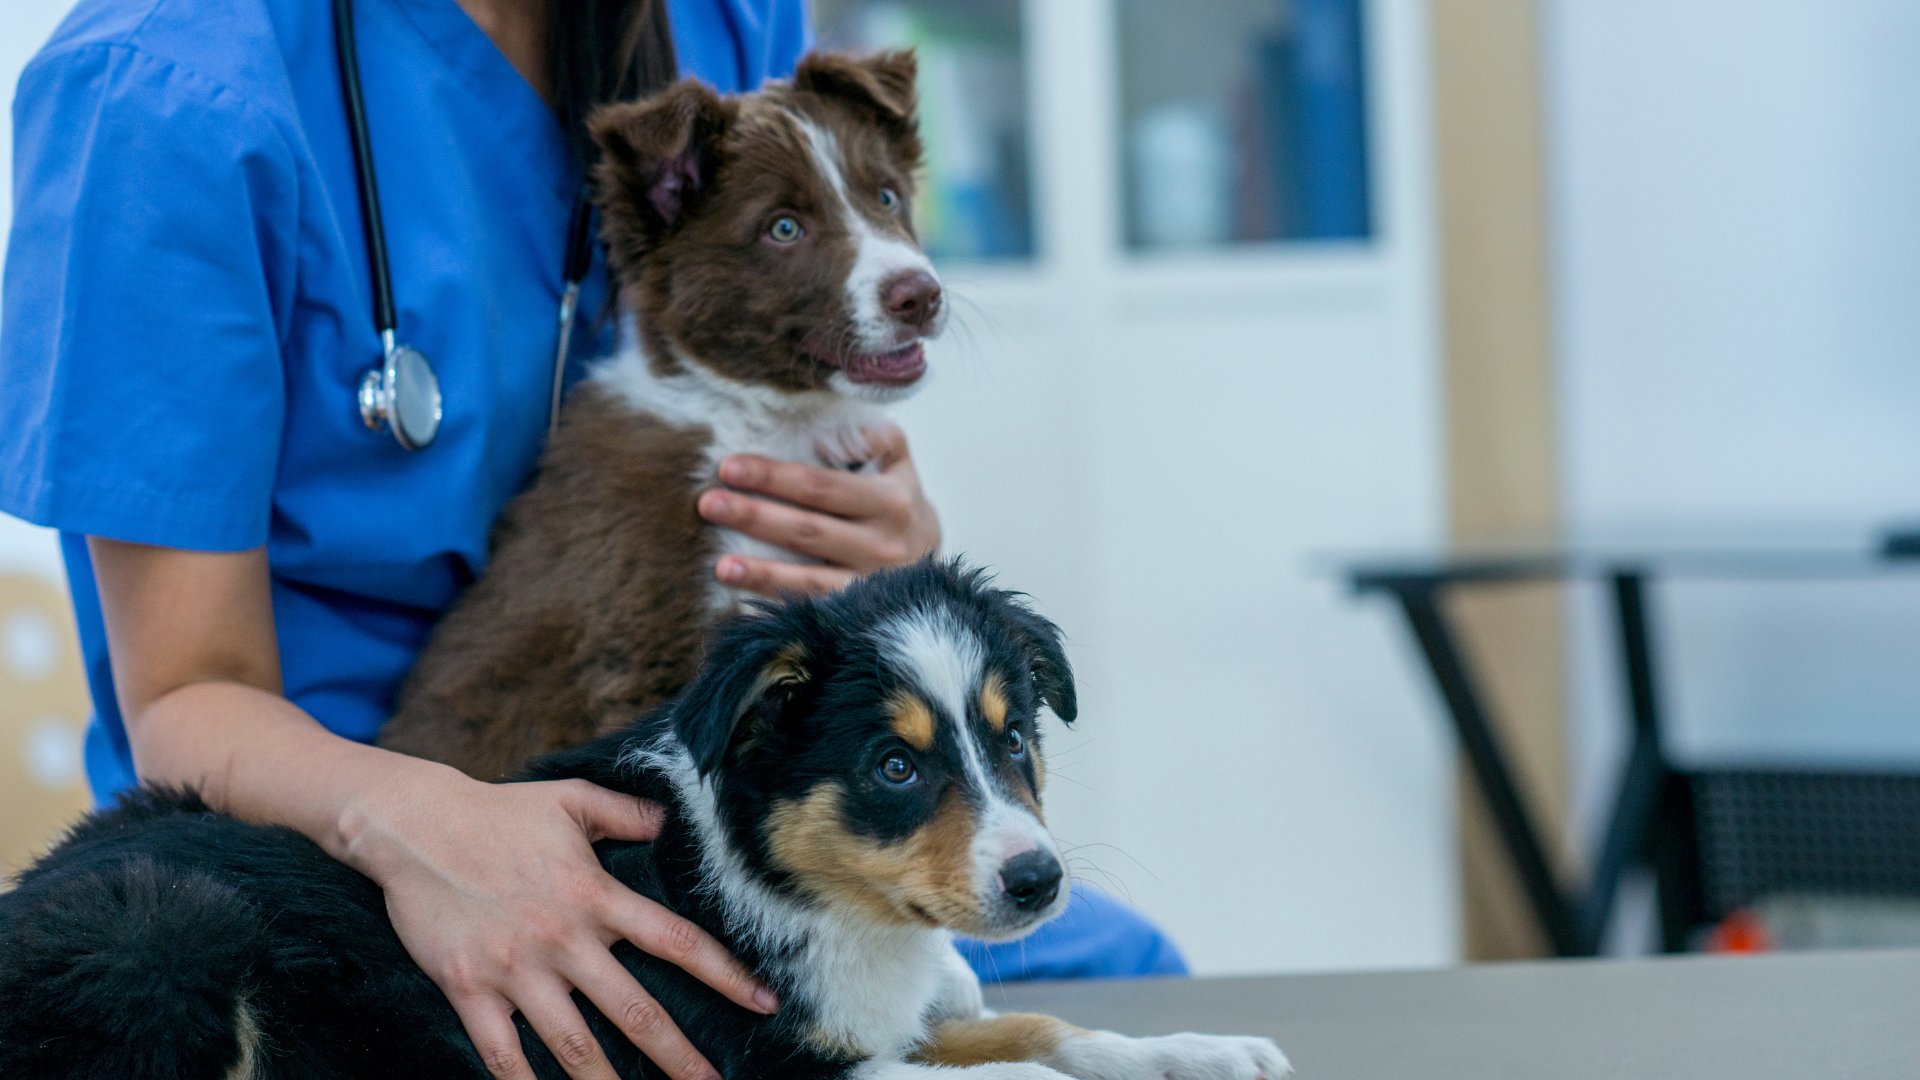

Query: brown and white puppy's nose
left=998, top=849, right=1063, bottom=912
left=881, top=270, right=943, bottom=333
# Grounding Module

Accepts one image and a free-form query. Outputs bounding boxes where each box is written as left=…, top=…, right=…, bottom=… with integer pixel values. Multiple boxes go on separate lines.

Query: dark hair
left=551, top=0, right=680, bottom=173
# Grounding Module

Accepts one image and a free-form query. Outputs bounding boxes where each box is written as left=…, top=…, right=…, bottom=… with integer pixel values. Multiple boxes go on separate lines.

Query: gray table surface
left=992, top=950, right=1919, bottom=1079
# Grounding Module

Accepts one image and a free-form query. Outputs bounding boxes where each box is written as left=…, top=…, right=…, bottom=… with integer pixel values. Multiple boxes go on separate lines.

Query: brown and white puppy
left=380, top=51, right=945, bottom=779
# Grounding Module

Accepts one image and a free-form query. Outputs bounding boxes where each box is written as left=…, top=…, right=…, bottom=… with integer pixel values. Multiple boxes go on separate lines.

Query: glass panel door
left=1115, top=0, right=1373, bottom=251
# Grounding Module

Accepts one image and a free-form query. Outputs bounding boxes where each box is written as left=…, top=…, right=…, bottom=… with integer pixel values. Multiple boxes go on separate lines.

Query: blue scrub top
left=0, top=0, right=809, bottom=802
left=0, top=0, right=1189, bottom=987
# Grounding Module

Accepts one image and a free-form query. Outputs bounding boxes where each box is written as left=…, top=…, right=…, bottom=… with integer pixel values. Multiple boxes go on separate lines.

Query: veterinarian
left=0, top=0, right=1183, bottom=1076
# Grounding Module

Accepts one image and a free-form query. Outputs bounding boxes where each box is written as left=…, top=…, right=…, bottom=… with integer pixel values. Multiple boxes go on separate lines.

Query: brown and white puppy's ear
left=589, top=81, right=736, bottom=259
left=673, top=609, right=811, bottom=777
left=793, top=49, right=924, bottom=168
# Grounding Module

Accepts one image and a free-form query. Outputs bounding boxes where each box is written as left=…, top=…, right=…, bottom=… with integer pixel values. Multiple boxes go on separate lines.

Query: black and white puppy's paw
left=1053, top=1031, right=1293, bottom=1080
left=857, top=1064, right=1072, bottom=1079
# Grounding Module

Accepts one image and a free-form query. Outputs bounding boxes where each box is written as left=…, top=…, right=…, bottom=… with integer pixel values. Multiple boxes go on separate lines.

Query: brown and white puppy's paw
left=816, top=425, right=878, bottom=470
left=918, top=1016, right=1291, bottom=1080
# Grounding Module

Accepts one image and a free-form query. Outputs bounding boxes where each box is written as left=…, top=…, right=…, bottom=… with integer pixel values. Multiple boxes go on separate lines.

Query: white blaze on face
left=879, top=608, right=1059, bottom=920
left=794, top=114, right=941, bottom=353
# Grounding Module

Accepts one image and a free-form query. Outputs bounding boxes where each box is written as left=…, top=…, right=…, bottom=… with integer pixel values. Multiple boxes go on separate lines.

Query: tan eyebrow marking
left=889, top=690, right=936, bottom=751
left=979, top=670, right=1009, bottom=732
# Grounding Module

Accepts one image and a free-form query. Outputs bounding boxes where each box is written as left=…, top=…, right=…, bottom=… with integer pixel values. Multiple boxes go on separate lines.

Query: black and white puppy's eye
left=767, top=215, right=804, bottom=243
left=877, top=751, right=918, bottom=786
left=1005, top=726, right=1026, bottom=759
left=878, top=187, right=900, bottom=212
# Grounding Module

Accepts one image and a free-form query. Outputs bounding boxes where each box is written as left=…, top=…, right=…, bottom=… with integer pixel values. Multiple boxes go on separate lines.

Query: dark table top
left=1338, top=541, right=1920, bottom=590
left=993, top=950, right=1919, bottom=1079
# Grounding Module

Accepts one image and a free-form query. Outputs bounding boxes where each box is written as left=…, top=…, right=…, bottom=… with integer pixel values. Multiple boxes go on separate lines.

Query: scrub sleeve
left=1, top=45, right=293, bottom=552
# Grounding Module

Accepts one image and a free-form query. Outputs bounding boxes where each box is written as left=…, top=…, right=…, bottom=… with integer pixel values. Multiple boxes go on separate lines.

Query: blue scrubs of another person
left=0, top=0, right=1181, bottom=984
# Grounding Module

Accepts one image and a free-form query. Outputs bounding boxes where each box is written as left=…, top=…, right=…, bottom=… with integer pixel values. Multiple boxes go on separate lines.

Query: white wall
left=0, top=1, right=73, bottom=582
left=1543, top=0, right=1920, bottom=845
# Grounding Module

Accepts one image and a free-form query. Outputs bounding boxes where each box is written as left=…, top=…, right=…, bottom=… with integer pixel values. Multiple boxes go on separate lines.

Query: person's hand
left=343, top=770, right=776, bottom=1080
left=696, top=424, right=941, bottom=597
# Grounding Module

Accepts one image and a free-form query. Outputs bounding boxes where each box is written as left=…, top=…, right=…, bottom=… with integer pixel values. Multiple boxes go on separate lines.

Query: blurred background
left=5, top=0, right=1919, bottom=976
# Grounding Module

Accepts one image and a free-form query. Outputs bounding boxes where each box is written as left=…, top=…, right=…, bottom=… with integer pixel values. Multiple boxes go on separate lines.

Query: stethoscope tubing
left=333, top=0, right=398, bottom=339
left=335, top=0, right=589, bottom=449
left=551, top=193, right=597, bottom=437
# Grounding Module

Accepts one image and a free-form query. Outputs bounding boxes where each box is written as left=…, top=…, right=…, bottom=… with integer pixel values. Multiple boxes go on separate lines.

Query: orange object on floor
left=1705, top=909, right=1774, bottom=953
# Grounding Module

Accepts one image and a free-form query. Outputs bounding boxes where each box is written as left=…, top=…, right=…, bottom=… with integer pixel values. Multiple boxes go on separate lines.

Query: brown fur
left=379, top=389, right=719, bottom=778
left=377, top=52, right=931, bottom=778
left=913, top=1015, right=1081, bottom=1067
left=763, top=784, right=985, bottom=932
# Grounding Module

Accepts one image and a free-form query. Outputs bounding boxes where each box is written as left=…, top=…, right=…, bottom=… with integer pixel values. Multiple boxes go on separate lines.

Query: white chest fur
left=588, top=345, right=886, bottom=608
left=791, top=915, right=959, bottom=1057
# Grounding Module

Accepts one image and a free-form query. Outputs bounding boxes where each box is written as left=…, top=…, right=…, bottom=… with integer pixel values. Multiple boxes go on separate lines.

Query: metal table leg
left=1610, top=572, right=1703, bottom=952
left=1395, top=584, right=1586, bottom=956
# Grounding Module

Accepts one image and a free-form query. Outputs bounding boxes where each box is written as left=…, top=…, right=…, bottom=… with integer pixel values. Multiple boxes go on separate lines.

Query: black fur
left=0, top=558, right=1073, bottom=1079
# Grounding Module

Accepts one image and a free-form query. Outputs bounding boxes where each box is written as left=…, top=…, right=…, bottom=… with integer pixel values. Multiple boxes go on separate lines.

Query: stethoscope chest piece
left=335, top=0, right=584, bottom=452
left=358, top=337, right=441, bottom=450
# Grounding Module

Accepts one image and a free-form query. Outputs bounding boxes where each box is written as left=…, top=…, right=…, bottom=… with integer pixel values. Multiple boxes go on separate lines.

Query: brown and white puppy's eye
left=877, top=749, right=918, bottom=786
left=877, top=187, right=901, bottom=213
left=767, top=214, right=805, bottom=244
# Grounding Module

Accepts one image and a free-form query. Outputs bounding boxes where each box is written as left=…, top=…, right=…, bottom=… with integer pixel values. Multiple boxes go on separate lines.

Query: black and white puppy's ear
left=675, top=612, right=812, bottom=777
left=1004, top=602, right=1077, bottom=726
left=589, top=81, right=734, bottom=251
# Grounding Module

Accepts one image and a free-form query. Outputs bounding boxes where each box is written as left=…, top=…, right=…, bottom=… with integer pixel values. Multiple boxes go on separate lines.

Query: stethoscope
left=334, top=0, right=593, bottom=451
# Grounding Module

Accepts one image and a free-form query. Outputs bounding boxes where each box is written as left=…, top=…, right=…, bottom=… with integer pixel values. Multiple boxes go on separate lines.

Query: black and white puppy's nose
left=998, top=850, right=1063, bottom=911
left=881, top=270, right=943, bottom=332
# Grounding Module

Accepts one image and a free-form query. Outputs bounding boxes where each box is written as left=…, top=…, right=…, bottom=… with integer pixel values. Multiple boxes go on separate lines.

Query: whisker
left=1059, top=840, right=1161, bottom=885
left=1065, top=857, right=1136, bottom=906
left=1039, top=771, right=1114, bottom=801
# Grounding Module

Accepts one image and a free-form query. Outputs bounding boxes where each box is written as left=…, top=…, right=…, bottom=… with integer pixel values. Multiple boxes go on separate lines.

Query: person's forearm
left=128, top=681, right=465, bottom=870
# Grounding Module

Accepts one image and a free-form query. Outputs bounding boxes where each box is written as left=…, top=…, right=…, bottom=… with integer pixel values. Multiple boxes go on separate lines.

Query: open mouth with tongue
left=833, top=341, right=928, bottom=387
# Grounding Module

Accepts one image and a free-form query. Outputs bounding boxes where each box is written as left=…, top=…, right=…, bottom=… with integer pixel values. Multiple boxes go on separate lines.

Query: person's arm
left=90, top=538, right=773, bottom=1080
left=697, top=424, right=942, bottom=595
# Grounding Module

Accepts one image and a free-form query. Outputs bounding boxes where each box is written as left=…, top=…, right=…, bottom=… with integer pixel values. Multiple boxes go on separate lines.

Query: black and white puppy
left=0, top=560, right=1289, bottom=1079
